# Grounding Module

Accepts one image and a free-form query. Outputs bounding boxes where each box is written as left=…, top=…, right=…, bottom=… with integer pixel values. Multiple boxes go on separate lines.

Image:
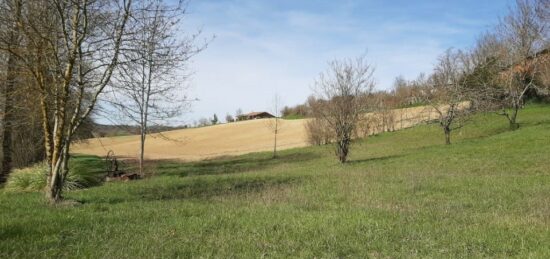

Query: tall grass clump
left=4, top=162, right=49, bottom=192
left=3, top=155, right=105, bottom=192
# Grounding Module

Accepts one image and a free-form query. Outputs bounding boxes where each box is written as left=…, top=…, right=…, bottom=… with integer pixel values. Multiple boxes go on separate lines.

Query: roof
left=238, top=111, right=274, bottom=117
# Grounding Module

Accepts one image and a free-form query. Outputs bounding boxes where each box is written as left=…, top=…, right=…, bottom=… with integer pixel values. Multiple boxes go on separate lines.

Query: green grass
left=1, top=105, right=549, bottom=257
left=282, top=114, right=307, bottom=120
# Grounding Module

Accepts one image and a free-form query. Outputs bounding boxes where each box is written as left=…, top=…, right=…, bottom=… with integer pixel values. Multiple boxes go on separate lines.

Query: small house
left=237, top=111, right=275, bottom=121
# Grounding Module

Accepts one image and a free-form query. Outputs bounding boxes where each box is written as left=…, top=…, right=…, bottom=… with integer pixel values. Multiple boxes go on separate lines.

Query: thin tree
left=311, top=55, right=375, bottom=163
left=108, top=0, right=205, bottom=176
left=265, top=94, right=283, bottom=158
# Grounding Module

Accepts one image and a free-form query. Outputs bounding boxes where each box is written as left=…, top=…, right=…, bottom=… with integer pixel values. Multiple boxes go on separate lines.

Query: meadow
left=1, top=105, right=549, bottom=258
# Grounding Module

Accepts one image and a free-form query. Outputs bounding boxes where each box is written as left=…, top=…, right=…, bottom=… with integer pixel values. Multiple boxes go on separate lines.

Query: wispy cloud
left=178, top=0, right=510, bottom=123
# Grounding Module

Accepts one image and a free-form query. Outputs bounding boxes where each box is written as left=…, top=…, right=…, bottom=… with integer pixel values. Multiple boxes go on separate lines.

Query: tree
left=235, top=108, right=243, bottom=121
left=0, top=0, right=133, bottom=203
left=0, top=0, right=19, bottom=183
left=265, top=94, right=283, bottom=158
left=311, top=55, right=375, bottom=163
left=225, top=114, right=234, bottom=123
left=198, top=117, right=210, bottom=127
left=536, top=0, right=550, bottom=28
left=494, top=0, right=547, bottom=129
left=108, top=0, right=205, bottom=176
left=211, top=114, right=218, bottom=125
left=426, top=49, right=476, bottom=145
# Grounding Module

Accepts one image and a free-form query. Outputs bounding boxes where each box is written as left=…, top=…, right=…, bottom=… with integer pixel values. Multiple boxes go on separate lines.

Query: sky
left=176, top=0, right=513, bottom=124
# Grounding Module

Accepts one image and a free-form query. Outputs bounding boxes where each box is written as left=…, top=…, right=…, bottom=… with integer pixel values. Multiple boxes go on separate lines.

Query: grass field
left=1, top=105, right=549, bottom=257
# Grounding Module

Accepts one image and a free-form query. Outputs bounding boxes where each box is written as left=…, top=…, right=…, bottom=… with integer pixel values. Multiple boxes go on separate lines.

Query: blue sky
left=179, top=0, right=512, bottom=124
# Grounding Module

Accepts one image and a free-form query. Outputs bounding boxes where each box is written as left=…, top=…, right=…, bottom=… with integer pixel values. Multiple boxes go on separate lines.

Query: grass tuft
left=3, top=155, right=106, bottom=192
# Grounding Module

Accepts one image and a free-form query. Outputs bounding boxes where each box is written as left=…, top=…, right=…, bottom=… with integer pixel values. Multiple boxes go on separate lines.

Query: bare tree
left=235, top=108, right=243, bottom=121
left=0, top=0, right=19, bottom=183
left=0, top=0, right=133, bottom=203
left=311, top=56, right=375, bottom=163
left=426, top=49, right=475, bottom=145
left=225, top=113, right=234, bottom=123
left=106, top=0, right=205, bottom=176
left=265, top=94, right=283, bottom=158
left=197, top=117, right=210, bottom=127
left=536, top=0, right=550, bottom=28
left=0, top=1, right=47, bottom=177
left=494, top=0, right=547, bottom=129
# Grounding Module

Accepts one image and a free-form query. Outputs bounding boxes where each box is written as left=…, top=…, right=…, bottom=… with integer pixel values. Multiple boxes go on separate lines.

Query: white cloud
left=174, top=0, right=503, bottom=123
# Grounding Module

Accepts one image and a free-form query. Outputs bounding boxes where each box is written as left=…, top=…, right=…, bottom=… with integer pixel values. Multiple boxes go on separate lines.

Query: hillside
left=72, top=105, right=444, bottom=160
left=1, top=105, right=549, bottom=257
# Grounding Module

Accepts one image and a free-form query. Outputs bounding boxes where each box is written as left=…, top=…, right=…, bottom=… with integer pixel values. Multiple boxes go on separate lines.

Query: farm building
left=237, top=111, right=275, bottom=121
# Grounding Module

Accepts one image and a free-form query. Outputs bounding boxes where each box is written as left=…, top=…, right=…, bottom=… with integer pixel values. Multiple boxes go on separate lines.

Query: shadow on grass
left=347, top=154, right=405, bottom=165
left=78, top=174, right=304, bottom=205
left=137, top=175, right=300, bottom=202
left=154, top=152, right=321, bottom=177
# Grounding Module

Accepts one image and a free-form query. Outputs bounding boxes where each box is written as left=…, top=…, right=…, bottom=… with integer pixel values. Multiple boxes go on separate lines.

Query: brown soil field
left=72, top=105, right=449, bottom=161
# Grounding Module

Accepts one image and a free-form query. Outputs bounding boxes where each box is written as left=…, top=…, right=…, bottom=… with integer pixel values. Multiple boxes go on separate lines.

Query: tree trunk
left=139, top=126, right=145, bottom=176
left=47, top=155, right=64, bottom=203
left=46, top=143, right=71, bottom=203
left=337, top=138, right=349, bottom=163
left=0, top=51, right=16, bottom=184
left=272, top=118, right=278, bottom=158
left=509, top=106, right=519, bottom=130
left=444, top=126, right=451, bottom=145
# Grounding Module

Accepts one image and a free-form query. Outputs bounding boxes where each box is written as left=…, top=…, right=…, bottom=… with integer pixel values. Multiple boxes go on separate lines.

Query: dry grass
left=72, top=105, right=451, bottom=161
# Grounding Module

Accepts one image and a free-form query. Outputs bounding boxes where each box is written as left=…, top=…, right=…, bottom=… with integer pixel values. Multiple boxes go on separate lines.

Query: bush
left=305, top=118, right=334, bottom=145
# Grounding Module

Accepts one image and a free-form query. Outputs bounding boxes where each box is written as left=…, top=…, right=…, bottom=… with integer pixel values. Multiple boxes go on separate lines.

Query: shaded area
left=133, top=175, right=300, bottom=202
left=68, top=155, right=108, bottom=188
left=155, top=152, right=321, bottom=177
left=347, top=154, right=405, bottom=165
left=75, top=174, right=304, bottom=205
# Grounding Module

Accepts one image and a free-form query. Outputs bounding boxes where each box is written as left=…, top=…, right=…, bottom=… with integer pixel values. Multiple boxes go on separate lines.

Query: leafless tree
left=536, top=0, right=550, bottom=28
left=0, top=0, right=133, bottom=203
left=106, top=0, right=204, bottom=176
left=235, top=108, right=243, bottom=121
left=265, top=94, right=283, bottom=158
left=426, top=49, right=476, bottom=145
left=494, top=0, right=547, bottom=129
left=197, top=117, right=210, bottom=127
left=225, top=114, right=234, bottom=123
left=311, top=55, right=375, bottom=163
left=0, top=0, right=19, bottom=183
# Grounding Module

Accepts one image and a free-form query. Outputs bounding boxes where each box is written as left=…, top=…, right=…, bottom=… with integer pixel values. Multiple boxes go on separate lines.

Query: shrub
left=305, top=118, right=334, bottom=145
